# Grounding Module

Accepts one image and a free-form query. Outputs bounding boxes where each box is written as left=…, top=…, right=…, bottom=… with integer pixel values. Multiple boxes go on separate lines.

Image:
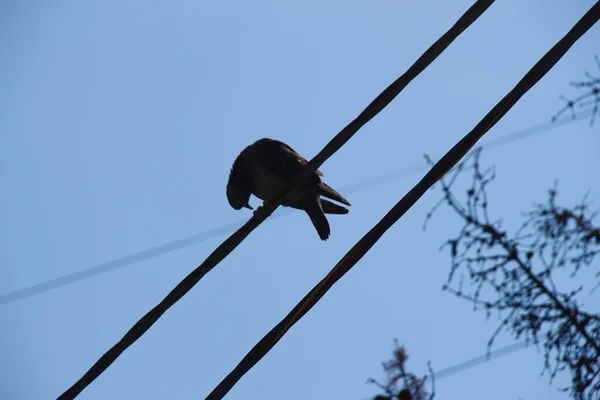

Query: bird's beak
left=243, top=203, right=253, bottom=210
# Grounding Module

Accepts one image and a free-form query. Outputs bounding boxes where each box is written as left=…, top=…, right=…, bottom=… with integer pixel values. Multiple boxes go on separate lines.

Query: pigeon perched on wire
left=226, top=138, right=351, bottom=240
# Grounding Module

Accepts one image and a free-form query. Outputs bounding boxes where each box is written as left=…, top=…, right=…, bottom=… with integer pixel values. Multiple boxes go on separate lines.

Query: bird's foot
left=253, top=200, right=273, bottom=216
left=262, top=200, right=273, bottom=208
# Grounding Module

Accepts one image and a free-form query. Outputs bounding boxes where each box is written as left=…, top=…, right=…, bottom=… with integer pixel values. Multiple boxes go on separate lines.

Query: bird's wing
left=254, top=139, right=323, bottom=178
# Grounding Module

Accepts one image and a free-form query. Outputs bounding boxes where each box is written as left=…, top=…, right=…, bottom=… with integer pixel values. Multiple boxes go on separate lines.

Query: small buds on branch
left=552, top=54, right=600, bottom=126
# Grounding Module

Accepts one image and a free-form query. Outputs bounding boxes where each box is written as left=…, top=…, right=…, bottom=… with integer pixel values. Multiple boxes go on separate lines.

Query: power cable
left=434, top=340, right=529, bottom=381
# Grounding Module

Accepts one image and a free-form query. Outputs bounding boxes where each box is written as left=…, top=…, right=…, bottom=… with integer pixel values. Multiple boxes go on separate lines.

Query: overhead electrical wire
left=434, top=340, right=529, bottom=381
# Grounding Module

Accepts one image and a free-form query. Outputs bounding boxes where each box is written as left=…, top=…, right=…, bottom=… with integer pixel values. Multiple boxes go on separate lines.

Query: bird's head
left=226, top=150, right=253, bottom=210
left=226, top=181, right=253, bottom=210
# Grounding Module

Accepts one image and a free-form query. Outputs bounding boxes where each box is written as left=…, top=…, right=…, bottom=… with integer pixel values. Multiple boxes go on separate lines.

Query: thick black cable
left=56, top=1, right=495, bottom=397
left=206, top=4, right=600, bottom=398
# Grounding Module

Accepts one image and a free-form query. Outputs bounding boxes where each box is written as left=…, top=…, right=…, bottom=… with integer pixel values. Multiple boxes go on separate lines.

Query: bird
left=226, top=138, right=351, bottom=240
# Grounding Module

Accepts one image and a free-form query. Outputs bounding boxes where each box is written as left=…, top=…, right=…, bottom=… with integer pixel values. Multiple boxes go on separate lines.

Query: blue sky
left=1, top=1, right=599, bottom=399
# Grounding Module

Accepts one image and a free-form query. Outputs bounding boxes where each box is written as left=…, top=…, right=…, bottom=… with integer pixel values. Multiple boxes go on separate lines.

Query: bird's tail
left=317, top=182, right=351, bottom=206
left=305, top=201, right=330, bottom=241
left=321, top=199, right=349, bottom=214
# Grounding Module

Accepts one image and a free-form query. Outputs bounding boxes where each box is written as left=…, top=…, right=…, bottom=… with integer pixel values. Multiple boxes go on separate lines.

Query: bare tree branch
left=552, top=54, right=600, bottom=125
left=426, top=149, right=600, bottom=399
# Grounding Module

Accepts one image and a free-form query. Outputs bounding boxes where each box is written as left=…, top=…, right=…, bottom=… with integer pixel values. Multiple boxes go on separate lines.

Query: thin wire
left=0, top=109, right=594, bottom=307
left=343, top=107, right=595, bottom=194
left=434, top=340, right=529, bottom=380
left=369, top=340, right=530, bottom=397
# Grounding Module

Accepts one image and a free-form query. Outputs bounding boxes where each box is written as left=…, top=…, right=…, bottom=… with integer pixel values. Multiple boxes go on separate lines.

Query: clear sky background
left=1, top=1, right=599, bottom=399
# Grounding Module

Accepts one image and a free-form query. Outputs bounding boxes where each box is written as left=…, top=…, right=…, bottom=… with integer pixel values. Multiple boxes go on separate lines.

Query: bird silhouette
left=226, top=138, right=351, bottom=240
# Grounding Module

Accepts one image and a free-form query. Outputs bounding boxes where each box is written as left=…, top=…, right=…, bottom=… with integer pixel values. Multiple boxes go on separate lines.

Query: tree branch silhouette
left=368, top=340, right=435, bottom=400
left=552, top=54, right=600, bottom=125
left=425, top=149, right=600, bottom=399
left=205, top=3, right=600, bottom=400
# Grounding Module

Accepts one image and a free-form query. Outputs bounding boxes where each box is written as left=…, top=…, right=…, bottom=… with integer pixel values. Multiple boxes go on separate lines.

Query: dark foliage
left=368, top=340, right=435, bottom=400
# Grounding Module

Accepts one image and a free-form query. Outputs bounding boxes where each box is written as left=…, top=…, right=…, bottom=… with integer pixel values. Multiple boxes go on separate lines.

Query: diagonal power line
left=205, top=4, right=600, bottom=399
left=0, top=110, right=593, bottom=307
left=342, top=108, right=594, bottom=193
left=434, top=340, right=529, bottom=380
left=57, top=1, right=495, bottom=398
left=371, top=340, right=531, bottom=397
